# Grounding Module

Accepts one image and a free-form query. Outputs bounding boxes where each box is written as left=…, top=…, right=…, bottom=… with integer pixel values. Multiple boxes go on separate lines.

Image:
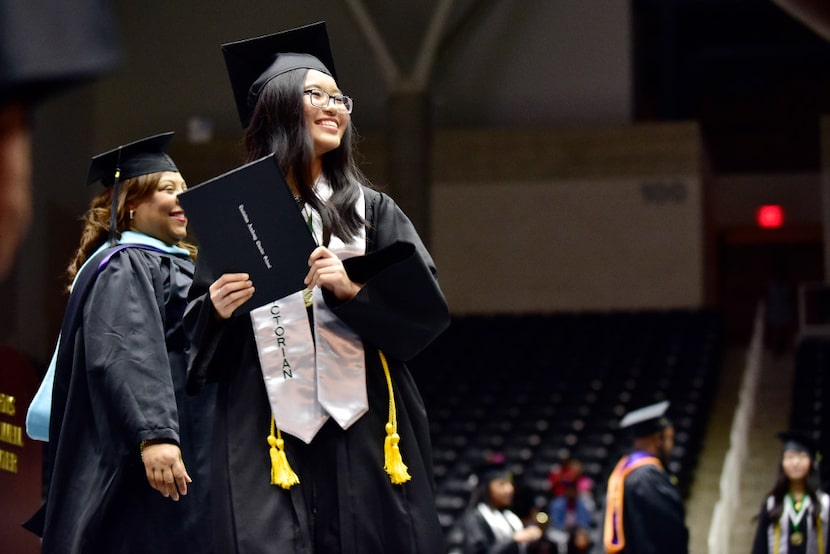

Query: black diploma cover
left=178, top=154, right=317, bottom=315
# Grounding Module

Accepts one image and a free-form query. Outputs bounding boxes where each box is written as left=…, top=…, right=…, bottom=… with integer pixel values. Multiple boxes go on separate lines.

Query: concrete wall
left=427, top=123, right=704, bottom=313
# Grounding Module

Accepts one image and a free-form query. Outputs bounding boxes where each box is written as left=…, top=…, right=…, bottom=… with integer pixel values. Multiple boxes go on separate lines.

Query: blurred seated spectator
left=548, top=480, right=594, bottom=537
left=548, top=458, right=595, bottom=511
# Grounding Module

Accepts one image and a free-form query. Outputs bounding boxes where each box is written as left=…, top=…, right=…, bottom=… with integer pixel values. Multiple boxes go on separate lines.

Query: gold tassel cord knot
left=268, top=417, right=299, bottom=489
left=384, top=423, right=410, bottom=484
left=380, top=350, right=411, bottom=484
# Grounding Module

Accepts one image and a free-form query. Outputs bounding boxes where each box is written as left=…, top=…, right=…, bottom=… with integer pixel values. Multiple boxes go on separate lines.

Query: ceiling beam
left=772, top=0, right=830, bottom=42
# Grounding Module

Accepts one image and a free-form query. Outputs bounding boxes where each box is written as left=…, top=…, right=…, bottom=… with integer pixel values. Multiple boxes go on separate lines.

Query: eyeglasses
left=303, top=88, right=354, bottom=114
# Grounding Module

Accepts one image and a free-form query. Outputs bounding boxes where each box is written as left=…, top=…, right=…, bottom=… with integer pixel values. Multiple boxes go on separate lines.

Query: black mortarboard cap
left=86, top=132, right=178, bottom=187
left=777, top=430, right=820, bottom=459
left=86, top=132, right=177, bottom=245
left=221, top=21, right=337, bottom=127
left=619, top=400, right=672, bottom=438
left=475, top=452, right=512, bottom=484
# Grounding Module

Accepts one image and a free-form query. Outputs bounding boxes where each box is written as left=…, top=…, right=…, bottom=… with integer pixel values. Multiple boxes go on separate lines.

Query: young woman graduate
left=184, top=22, right=450, bottom=554
left=751, top=431, right=829, bottom=554
left=24, top=133, right=216, bottom=553
left=460, top=455, right=543, bottom=554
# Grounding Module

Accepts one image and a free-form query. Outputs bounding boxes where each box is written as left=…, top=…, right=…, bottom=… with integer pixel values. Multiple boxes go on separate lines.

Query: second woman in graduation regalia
left=184, top=22, right=450, bottom=554
left=460, top=456, right=543, bottom=553
left=25, top=133, right=216, bottom=553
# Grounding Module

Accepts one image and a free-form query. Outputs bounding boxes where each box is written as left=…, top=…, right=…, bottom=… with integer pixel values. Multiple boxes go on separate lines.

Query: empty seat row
left=409, top=310, right=725, bottom=537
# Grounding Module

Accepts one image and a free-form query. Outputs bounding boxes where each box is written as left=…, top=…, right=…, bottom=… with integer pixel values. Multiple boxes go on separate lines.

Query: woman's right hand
left=210, top=273, right=254, bottom=319
left=513, top=525, right=543, bottom=544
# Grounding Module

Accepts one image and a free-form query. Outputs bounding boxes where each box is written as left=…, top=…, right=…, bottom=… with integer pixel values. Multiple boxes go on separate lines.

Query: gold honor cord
left=380, top=350, right=410, bottom=484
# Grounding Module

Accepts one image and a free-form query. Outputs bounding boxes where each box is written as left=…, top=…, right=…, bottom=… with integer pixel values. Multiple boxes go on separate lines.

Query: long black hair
left=243, top=68, right=368, bottom=246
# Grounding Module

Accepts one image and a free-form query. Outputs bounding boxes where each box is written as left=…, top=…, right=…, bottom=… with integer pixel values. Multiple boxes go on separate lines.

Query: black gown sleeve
left=83, top=250, right=180, bottom=446
left=326, top=190, right=450, bottom=361
left=184, top=261, right=219, bottom=393
left=184, top=254, right=251, bottom=394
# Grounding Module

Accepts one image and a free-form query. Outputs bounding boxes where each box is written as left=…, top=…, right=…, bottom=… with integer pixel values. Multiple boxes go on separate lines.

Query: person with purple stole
left=602, top=400, right=689, bottom=553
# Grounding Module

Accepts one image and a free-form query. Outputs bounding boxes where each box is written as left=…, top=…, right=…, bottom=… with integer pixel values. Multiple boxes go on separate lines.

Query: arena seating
left=409, top=310, right=725, bottom=546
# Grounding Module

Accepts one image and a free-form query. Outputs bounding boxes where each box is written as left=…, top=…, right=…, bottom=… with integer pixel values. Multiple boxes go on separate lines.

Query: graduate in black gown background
left=460, top=454, right=543, bottom=554
left=185, top=21, right=450, bottom=554
left=24, top=133, right=215, bottom=553
left=751, top=431, right=829, bottom=554
left=602, top=400, right=689, bottom=554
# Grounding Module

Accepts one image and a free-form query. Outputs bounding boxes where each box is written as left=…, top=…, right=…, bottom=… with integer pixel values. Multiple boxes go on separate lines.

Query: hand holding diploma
left=210, top=273, right=255, bottom=319
left=304, top=246, right=363, bottom=302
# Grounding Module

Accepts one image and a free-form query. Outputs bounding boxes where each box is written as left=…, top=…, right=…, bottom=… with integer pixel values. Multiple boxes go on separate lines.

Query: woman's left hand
left=304, top=246, right=362, bottom=301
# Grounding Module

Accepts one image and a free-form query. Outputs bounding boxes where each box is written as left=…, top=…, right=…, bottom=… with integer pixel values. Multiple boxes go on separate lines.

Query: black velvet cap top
left=221, top=21, right=337, bottom=127
left=86, top=132, right=178, bottom=187
left=474, top=452, right=512, bottom=484
left=778, top=430, right=820, bottom=459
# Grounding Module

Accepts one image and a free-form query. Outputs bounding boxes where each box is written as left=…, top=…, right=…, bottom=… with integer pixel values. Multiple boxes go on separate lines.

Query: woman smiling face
left=303, top=69, right=350, bottom=159
left=782, top=448, right=812, bottom=483
left=129, top=171, right=188, bottom=245
left=487, top=477, right=515, bottom=510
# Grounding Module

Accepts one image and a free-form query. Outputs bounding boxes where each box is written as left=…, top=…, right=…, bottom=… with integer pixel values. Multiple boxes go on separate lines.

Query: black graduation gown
left=0, top=0, right=120, bottom=105
left=186, top=187, right=451, bottom=554
left=34, top=246, right=215, bottom=553
left=618, top=464, right=689, bottom=554
left=460, top=506, right=523, bottom=554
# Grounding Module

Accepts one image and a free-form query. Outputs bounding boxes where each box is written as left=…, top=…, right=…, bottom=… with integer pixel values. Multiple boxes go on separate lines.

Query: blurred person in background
left=602, top=400, right=688, bottom=554
left=461, top=453, right=543, bottom=554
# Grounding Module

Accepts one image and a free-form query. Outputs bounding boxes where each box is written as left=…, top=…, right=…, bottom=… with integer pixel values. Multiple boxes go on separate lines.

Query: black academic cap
left=777, top=430, right=820, bottom=459
left=221, top=21, right=337, bottom=127
left=86, top=132, right=178, bottom=187
left=619, top=400, right=672, bottom=438
left=475, top=452, right=512, bottom=484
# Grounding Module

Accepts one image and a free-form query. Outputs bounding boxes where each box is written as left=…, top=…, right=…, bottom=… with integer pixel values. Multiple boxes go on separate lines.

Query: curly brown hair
left=65, top=172, right=197, bottom=290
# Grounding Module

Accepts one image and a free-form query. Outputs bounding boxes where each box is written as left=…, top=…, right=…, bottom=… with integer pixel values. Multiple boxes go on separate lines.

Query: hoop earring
left=129, top=209, right=135, bottom=220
